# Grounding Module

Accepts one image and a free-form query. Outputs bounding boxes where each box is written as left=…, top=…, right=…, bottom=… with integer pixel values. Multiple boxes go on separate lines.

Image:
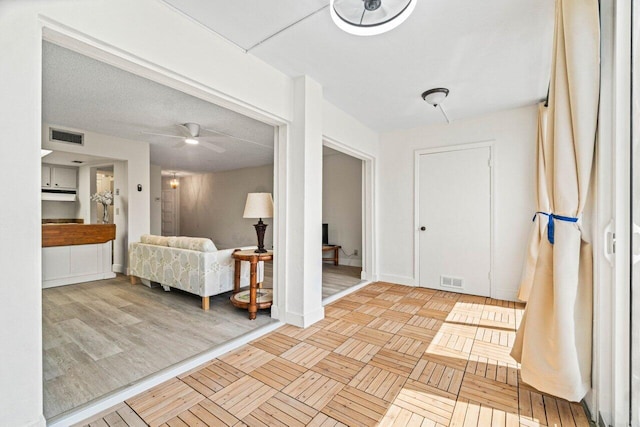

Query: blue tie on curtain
left=532, top=212, right=579, bottom=245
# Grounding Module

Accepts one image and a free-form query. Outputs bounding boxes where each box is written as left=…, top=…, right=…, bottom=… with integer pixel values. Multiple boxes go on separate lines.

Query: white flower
left=91, top=191, right=114, bottom=205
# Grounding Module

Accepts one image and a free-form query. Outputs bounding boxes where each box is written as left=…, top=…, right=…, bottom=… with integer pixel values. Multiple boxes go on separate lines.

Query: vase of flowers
left=91, top=190, right=114, bottom=224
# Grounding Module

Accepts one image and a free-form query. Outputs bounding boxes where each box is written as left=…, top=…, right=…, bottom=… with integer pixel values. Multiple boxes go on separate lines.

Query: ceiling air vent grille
left=440, top=275, right=464, bottom=289
left=50, top=128, right=84, bottom=146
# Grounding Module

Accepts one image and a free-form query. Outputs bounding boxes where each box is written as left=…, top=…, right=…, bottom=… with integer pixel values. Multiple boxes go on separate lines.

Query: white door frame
left=40, top=22, right=294, bottom=426
left=414, top=141, right=495, bottom=294
left=42, top=23, right=290, bottom=322
left=323, top=136, right=377, bottom=282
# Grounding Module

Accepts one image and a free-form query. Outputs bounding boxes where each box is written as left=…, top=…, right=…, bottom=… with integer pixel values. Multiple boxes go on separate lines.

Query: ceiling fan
left=143, top=123, right=272, bottom=153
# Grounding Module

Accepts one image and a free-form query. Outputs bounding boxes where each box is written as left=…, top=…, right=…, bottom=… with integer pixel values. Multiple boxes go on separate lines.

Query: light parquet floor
left=78, top=282, right=591, bottom=427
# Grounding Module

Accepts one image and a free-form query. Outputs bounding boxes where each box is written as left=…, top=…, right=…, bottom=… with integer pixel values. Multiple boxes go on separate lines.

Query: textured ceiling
left=42, top=42, right=274, bottom=175
left=162, top=0, right=555, bottom=131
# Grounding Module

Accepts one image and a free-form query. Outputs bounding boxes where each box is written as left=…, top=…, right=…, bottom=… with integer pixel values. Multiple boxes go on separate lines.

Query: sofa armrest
left=201, top=246, right=261, bottom=296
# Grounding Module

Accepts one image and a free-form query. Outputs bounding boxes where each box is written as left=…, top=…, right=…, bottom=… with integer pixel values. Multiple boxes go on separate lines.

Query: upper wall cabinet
left=42, top=164, right=77, bottom=190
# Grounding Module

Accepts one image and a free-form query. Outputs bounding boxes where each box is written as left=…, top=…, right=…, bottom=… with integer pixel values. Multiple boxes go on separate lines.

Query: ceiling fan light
left=330, top=0, right=417, bottom=36
left=184, top=137, right=199, bottom=145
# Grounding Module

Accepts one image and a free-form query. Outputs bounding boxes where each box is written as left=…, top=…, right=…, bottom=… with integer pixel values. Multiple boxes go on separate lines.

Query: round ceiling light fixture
left=330, top=0, right=417, bottom=36
left=421, top=88, right=449, bottom=106
left=421, top=88, right=451, bottom=123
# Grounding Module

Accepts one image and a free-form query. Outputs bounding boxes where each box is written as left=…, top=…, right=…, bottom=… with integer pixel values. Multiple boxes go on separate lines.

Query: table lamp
left=243, top=193, right=273, bottom=253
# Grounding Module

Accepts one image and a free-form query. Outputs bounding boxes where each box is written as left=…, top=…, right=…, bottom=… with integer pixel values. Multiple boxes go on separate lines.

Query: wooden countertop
left=42, top=218, right=84, bottom=224
left=42, top=224, right=116, bottom=248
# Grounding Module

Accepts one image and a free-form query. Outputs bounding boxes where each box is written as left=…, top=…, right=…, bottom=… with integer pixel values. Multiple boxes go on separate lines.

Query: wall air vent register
left=49, top=128, right=84, bottom=146
left=440, top=275, right=464, bottom=289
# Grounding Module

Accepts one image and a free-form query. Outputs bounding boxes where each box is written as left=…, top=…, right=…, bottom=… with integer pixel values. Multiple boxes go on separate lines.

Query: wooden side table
left=230, top=249, right=273, bottom=320
left=322, top=245, right=341, bottom=266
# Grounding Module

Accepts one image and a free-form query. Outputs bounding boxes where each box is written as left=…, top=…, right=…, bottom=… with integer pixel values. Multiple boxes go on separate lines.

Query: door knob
left=420, top=226, right=426, bottom=231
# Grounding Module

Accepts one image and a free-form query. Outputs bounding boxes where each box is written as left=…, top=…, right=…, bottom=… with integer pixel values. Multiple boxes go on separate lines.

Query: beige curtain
left=511, top=0, right=600, bottom=402
left=517, top=103, right=551, bottom=302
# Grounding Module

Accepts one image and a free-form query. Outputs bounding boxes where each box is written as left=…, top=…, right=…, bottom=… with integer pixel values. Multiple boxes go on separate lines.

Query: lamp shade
left=243, top=193, right=274, bottom=219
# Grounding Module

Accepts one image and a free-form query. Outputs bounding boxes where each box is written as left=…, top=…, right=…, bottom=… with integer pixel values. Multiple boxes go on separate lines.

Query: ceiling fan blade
left=200, top=141, right=226, bottom=153
left=202, top=127, right=272, bottom=150
left=143, top=131, right=183, bottom=139
left=172, top=141, right=187, bottom=149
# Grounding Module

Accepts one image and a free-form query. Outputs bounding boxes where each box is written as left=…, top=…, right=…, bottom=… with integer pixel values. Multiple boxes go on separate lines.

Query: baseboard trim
left=579, top=398, right=599, bottom=426
left=284, top=306, right=325, bottom=328
left=337, top=259, right=362, bottom=267
left=42, top=272, right=116, bottom=289
left=491, top=288, right=519, bottom=302
left=47, top=320, right=283, bottom=427
left=598, top=412, right=607, bottom=427
left=112, top=264, right=124, bottom=274
left=22, top=415, right=46, bottom=427
left=378, top=274, right=415, bottom=287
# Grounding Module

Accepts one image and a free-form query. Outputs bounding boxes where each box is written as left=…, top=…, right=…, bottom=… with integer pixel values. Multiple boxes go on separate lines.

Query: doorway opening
left=322, top=146, right=363, bottom=297
left=41, top=37, right=283, bottom=422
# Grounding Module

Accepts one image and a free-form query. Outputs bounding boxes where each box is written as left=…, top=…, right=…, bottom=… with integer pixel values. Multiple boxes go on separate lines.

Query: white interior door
left=418, top=146, right=491, bottom=296
left=161, top=189, right=177, bottom=236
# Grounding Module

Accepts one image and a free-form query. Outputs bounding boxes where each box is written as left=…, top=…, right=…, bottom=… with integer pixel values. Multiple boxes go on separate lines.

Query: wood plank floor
left=262, top=262, right=363, bottom=298
left=45, top=264, right=361, bottom=419
left=78, top=283, right=591, bottom=427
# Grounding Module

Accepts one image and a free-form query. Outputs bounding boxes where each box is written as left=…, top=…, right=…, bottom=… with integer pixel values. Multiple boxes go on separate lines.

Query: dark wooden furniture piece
left=322, top=245, right=341, bottom=266
left=230, top=249, right=273, bottom=320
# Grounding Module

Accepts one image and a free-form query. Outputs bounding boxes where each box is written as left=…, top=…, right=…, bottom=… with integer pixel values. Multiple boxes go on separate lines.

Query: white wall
left=0, top=2, right=377, bottom=424
left=323, top=100, right=379, bottom=157
left=378, top=105, right=537, bottom=300
left=323, top=150, right=362, bottom=266
left=179, top=165, right=274, bottom=250
left=42, top=201, right=76, bottom=219
left=150, top=165, right=161, bottom=235
left=42, top=124, right=149, bottom=273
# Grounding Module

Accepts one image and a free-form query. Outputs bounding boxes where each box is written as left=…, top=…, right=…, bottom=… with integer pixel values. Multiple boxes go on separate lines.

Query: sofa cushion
left=167, top=236, right=217, bottom=252
left=140, top=234, right=169, bottom=246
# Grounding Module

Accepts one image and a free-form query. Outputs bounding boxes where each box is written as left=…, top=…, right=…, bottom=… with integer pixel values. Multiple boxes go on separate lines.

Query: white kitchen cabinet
left=42, top=241, right=115, bottom=288
left=41, top=165, right=51, bottom=188
left=42, top=164, right=77, bottom=190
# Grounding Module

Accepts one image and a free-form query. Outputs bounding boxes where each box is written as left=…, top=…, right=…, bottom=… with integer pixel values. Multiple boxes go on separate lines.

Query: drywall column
left=75, top=165, right=93, bottom=222
left=0, top=3, right=46, bottom=426
left=284, top=76, right=324, bottom=327
left=150, top=164, right=162, bottom=235
left=113, top=161, right=129, bottom=273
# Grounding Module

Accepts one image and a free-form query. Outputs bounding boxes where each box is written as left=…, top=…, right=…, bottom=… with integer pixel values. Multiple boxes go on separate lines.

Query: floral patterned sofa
left=128, top=235, right=258, bottom=310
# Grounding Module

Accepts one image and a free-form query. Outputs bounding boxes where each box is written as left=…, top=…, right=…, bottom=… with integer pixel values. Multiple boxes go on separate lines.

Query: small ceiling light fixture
left=330, top=0, right=417, bottom=36
left=41, top=149, right=52, bottom=158
left=421, top=88, right=451, bottom=124
left=170, top=173, right=179, bottom=190
left=183, top=123, right=201, bottom=145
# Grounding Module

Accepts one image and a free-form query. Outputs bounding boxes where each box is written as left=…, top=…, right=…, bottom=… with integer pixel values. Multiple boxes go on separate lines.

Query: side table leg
left=334, top=247, right=339, bottom=266
left=234, top=259, right=241, bottom=294
left=249, top=260, right=258, bottom=320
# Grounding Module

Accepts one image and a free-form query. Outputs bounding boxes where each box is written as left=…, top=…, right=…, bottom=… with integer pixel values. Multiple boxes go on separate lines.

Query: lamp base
left=253, top=219, right=268, bottom=253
